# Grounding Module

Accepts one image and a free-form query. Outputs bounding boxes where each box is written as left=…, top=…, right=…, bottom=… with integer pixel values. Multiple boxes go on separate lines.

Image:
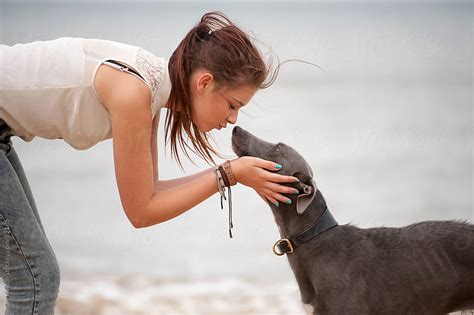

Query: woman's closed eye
left=228, top=102, right=236, bottom=110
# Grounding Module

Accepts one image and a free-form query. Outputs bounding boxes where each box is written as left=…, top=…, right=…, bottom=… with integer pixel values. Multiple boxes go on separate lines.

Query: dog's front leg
left=292, top=269, right=317, bottom=313
left=301, top=302, right=316, bottom=315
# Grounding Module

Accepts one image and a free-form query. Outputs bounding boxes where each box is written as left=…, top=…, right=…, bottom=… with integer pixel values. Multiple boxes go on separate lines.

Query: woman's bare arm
left=97, top=66, right=224, bottom=228
left=151, top=114, right=159, bottom=181
left=154, top=167, right=214, bottom=192
left=142, top=170, right=219, bottom=227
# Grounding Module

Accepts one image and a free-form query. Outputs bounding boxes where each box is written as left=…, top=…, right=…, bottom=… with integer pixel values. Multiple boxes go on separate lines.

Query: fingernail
left=275, top=164, right=282, bottom=170
left=293, top=189, right=299, bottom=194
left=273, top=201, right=279, bottom=207
left=294, top=178, right=300, bottom=183
left=285, top=199, right=292, bottom=205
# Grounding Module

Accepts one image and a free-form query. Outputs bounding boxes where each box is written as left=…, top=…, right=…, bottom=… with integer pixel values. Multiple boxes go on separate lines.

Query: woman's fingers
left=266, top=181, right=300, bottom=195
left=256, top=158, right=299, bottom=183
left=258, top=191, right=279, bottom=207
left=261, top=187, right=293, bottom=205
left=268, top=172, right=299, bottom=184
left=235, top=157, right=299, bottom=206
left=257, top=158, right=283, bottom=172
left=266, top=195, right=279, bottom=207
left=256, top=159, right=300, bottom=203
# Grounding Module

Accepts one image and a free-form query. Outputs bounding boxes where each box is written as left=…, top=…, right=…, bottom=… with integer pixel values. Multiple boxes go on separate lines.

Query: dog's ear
left=293, top=172, right=318, bottom=214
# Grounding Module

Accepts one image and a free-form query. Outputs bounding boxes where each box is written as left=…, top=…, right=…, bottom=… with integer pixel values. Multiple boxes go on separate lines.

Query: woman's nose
left=227, top=110, right=238, bottom=125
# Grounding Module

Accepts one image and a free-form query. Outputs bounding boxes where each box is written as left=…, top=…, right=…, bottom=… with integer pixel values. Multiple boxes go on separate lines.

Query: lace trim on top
left=135, top=48, right=166, bottom=111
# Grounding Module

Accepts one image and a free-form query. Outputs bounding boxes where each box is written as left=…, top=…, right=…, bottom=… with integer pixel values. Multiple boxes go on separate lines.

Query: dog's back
left=302, top=220, right=474, bottom=314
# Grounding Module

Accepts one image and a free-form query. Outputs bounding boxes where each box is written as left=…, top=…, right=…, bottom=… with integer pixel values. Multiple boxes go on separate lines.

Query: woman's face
left=189, top=68, right=257, bottom=132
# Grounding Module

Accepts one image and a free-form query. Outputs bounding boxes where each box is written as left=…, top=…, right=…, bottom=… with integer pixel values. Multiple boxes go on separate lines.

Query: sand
left=0, top=274, right=308, bottom=315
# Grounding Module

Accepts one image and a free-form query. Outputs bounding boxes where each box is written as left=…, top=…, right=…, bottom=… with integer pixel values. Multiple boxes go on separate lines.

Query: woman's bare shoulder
left=94, top=63, right=151, bottom=116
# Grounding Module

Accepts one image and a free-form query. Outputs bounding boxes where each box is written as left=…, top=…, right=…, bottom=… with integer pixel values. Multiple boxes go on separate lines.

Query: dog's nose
left=232, top=126, right=242, bottom=135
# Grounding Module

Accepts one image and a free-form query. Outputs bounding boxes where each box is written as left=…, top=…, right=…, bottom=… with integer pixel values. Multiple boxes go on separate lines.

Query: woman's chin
left=204, top=125, right=215, bottom=132
left=196, top=122, right=216, bottom=132
left=198, top=126, right=212, bottom=132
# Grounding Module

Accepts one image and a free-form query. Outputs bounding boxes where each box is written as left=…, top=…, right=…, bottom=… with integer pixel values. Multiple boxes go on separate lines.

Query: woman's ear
left=293, top=172, right=318, bottom=214
left=198, top=72, right=214, bottom=93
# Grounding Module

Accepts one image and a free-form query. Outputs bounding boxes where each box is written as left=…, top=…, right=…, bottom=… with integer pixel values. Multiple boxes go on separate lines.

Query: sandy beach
left=1, top=274, right=472, bottom=314
left=0, top=274, right=309, bottom=315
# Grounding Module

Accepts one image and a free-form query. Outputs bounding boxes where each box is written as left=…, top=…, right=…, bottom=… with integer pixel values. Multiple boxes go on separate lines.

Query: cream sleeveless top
left=0, top=37, right=172, bottom=150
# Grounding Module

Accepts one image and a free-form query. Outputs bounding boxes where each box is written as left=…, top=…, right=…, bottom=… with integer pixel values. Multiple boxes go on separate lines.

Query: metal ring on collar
left=272, top=238, right=294, bottom=256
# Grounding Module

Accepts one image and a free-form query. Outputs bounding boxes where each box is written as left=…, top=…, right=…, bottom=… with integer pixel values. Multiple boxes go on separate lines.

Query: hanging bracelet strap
left=222, top=160, right=235, bottom=237
left=214, top=163, right=234, bottom=238
left=214, top=166, right=227, bottom=208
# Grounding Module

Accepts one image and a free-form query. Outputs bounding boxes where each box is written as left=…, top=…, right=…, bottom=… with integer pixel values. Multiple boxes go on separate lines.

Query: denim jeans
left=0, top=119, right=60, bottom=314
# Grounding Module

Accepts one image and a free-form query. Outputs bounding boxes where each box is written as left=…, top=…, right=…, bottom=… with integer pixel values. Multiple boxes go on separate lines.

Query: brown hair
left=164, top=11, right=279, bottom=171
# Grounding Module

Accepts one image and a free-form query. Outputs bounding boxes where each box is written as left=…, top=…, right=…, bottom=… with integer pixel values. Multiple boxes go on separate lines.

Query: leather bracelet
left=223, top=160, right=237, bottom=186
left=218, top=165, right=230, bottom=187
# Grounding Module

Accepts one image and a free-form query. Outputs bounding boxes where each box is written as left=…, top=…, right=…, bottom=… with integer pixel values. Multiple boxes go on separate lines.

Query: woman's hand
left=230, top=157, right=299, bottom=207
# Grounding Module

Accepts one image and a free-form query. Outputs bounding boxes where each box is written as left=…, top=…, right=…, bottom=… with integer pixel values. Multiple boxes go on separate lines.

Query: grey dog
left=231, top=126, right=474, bottom=314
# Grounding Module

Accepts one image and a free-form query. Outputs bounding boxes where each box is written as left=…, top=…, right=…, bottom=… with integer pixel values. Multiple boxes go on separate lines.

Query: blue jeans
left=0, top=119, right=60, bottom=314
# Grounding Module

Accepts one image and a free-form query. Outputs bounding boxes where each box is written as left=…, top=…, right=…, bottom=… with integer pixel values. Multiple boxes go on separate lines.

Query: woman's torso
left=0, top=37, right=171, bottom=150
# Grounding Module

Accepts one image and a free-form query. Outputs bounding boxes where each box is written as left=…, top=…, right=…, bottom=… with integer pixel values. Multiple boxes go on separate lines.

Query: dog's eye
left=275, top=144, right=281, bottom=152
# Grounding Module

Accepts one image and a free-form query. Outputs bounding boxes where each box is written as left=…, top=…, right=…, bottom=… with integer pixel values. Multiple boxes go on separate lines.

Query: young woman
left=0, top=11, right=299, bottom=313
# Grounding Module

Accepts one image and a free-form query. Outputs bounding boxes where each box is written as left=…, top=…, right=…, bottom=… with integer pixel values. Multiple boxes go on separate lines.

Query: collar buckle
left=272, top=238, right=294, bottom=256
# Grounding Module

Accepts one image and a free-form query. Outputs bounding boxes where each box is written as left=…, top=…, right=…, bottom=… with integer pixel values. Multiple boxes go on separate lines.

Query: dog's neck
left=271, top=189, right=328, bottom=238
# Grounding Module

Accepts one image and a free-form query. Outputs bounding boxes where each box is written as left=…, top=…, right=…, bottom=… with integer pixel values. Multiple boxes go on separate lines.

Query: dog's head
left=231, top=126, right=318, bottom=215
